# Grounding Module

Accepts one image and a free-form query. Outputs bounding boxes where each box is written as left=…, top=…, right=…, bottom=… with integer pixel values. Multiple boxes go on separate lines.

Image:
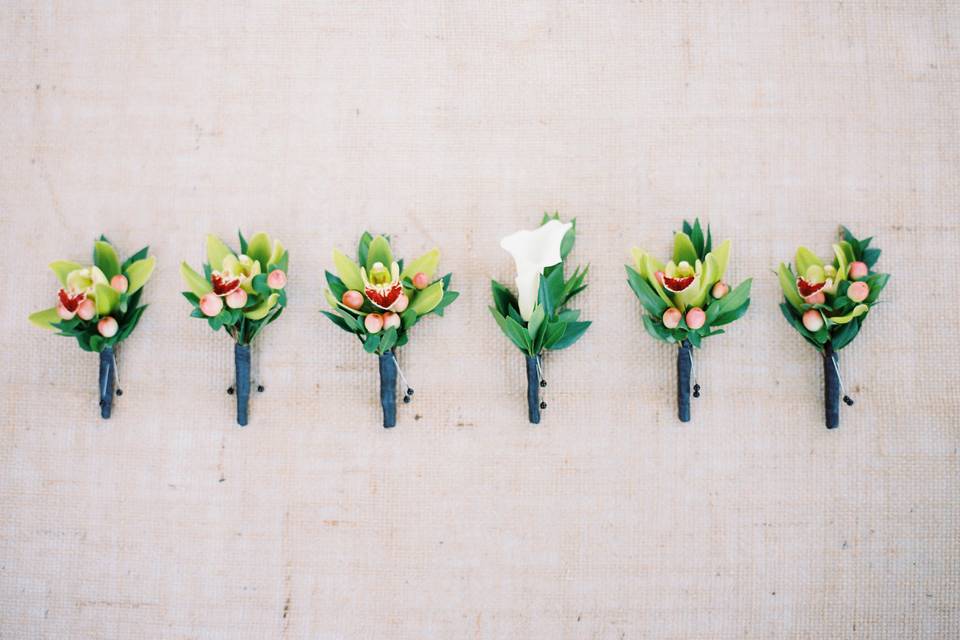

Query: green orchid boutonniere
left=491, top=214, right=591, bottom=425
left=322, top=232, right=459, bottom=428
left=181, top=231, right=289, bottom=426
left=627, top=219, right=751, bottom=422
left=29, top=236, right=156, bottom=419
left=778, top=226, right=889, bottom=429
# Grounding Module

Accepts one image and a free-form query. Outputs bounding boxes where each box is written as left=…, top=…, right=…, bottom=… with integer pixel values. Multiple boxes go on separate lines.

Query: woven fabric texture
left=1, top=2, right=958, bottom=638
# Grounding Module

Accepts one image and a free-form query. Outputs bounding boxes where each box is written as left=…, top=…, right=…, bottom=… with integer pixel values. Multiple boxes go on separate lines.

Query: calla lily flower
left=361, top=261, right=403, bottom=310
left=500, top=219, right=572, bottom=321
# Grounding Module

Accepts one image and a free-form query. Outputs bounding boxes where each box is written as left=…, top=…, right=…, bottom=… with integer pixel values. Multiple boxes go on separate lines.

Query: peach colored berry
left=711, top=282, right=729, bottom=299
left=226, top=288, right=248, bottom=309
left=802, top=309, right=824, bottom=332
left=97, top=316, right=118, bottom=338
left=77, top=299, right=96, bottom=321
left=199, top=293, right=223, bottom=317
left=848, top=280, right=869, bottom=303
left=685, top=307, right=706, bottom=330
left=364, top=313, right=384, bottom=334
left=662, top=307, right=681, bottom=329
left=342, top=290, right=364, bottom=310
left=848, top=261, right=868, bottom=280
left=267, top=269, right=287, bottom=289
left=412, top=272, right=429, bottom=290
left=110, top=274, right=129, bottom=293
left=383, top=312, right=401, bottom=330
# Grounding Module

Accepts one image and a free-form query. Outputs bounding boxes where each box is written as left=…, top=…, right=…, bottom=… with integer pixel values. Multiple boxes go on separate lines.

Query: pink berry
left=805, top=291, right=826, bottom=305
left=685, top=307, right=706, bottom=330
left=57, top=303, right=76, bottom=320
left=199, top=293, right=223, bottom=317
left=802, top=309, right=824, bottom=332
left=77, top=298, right=96, bottom=321
left=226, top=288, right=248, bottom=309
left=711, top=282, right=729, bottom=299
left=383, top=312, right=401, bottom=330
left=110, top=274, right=128, bottom=293
left=392, top=293, right=409, bottom=312
left=267, top=269, right=287, bottom=289
left=97, top=316, right=118, bottom=337
left=412, top=272, right=429, bottom=290
left=848, top=261, right=868, bottom=280
left=662, top=307, right=681, bottom=329
left=364, top=313, right=384, bottom=334
left=848, top=280, right=870, bottom=303
left=342, top=290, right=364, bottom=310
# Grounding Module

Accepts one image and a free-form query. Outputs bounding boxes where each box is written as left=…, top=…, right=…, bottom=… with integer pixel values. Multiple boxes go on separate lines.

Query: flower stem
left=235, top=343, right=251, bottom=427
left=526, top=354, right=540, bottom=424
left=379, top=351, right=397, bottom=428
left=99, top=346, right=115, bottom=420
left=823, top=342, right=840, bottom=429
left=677, top=340, right=692, bottom=423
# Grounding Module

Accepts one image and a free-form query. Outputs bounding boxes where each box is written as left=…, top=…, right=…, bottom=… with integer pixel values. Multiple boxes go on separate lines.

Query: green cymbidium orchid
left=181, top=230, right=288, bottom=345
left=29, top=237, right=155, bottom=352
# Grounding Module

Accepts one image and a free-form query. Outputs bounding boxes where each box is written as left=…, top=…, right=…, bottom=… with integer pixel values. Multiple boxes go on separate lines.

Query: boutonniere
left=627, top=219, right=751, bottom=422
left=322, top=233, right=459, bottom=428
left=778, top=226, right=889, bottom=428
left=29, top=237, right=156, bottom=418
left=180, top=231, right=288, bottom=426
left=491, top=214, right=591, bottom=424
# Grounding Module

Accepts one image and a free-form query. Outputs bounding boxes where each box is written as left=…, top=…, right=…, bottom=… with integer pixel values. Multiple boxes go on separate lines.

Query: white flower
left=500, top=219, right=572, bottom=321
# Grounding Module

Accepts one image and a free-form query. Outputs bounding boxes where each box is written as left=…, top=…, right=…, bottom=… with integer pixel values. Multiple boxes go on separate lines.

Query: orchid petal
left=124, top=256, right=156, bottom=295
left=29, top=307, right=61, bottom=330
left=778, top=263, right=804, bottom=310
left=795, top=246, right=823, bottom=276
left=243, top=293, right=279, bottom=320
left=400, top=249, right=440, bottom=280
left=410, top=281, right=444, bottom=315
left=246, top=232, right=272, bottom=271
left=49, top=261, right=82, bottom=286
left=333, top=249, right=364, bottom=291
left=180, top=262, right=213, bottom=296
left=94, top=283, right=119, bottom=315
left=829, top=304, right=868, bottom=325
left=673, top=232, right=698, bottom=263
left=268, top=239, right=286, bottom=267
left=206, top=235, right=234, bottom=271
left=500, top=219, right=572, bottom=321
left=832, top=243, right=849, bottom=282
left=93, top=241, right=121, bottom=279
left=366, top=236, right=393, bottom=271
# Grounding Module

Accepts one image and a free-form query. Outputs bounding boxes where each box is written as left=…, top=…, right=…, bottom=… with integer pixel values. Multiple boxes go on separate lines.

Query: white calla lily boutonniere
left=491, top=213, right=591, bottom=424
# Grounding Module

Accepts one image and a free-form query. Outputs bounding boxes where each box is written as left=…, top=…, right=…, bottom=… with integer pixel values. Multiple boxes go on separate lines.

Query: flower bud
left=392, top=293, right=409, bottom=313
left=226, top=288, right=248, bottom=309
left=711, top=282, right=729, bottom=299
left=662, top=307, right=681, bottom=329
left=77, top=298, right=96, bottom=321
left=802, top=309, right=824, bottom=332
left=97, top=316, right=118, bottom=338
left=110, top=274, right=129, bottom=293
left=848, top=280, right=869, bottom=303
left=364, top=313, right=384, bottom=334
left=848, top=261, right=868, bottom=280
left=412, top=272, right=429, bottom=290
left=199, top=293, right=223, bottom=317
left=383, top=312, right=401, bottom=330
left=342, top=290, right=364, bottom=310
left=685, top=307, right=706, bottom=330
left=267, top=269, right=287, bottom=289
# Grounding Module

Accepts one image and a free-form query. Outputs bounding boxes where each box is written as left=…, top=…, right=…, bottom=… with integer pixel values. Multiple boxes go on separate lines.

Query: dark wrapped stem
left=99, top=347, right=116, bottom=420
left=379, top=351, right=397, bottom=428
left=677, top=340, right=692, bottom=423
left=823, top=342, right=840, bottom=429
left=235, top=343, right=251, bottom=427
left=526, top=354, right=541, bottom=425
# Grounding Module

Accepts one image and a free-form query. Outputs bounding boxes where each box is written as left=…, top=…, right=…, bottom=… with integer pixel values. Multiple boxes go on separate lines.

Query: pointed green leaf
left=527, top=304, right=545, bottom=340
left=550, top=321, right=590, bottom=350
left=626, top=265, right=668, bottom=316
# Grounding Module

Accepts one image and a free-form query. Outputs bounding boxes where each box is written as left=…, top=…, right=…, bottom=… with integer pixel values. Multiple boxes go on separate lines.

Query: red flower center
left=796, top=277, right=825, bottom=298
left=662, top=275, right=695, bottom=293
left=58, top=289, right=85, bottom=312
left=365, top=282, right=403, bottom=309
left=211, top=272, right=241, bottom=296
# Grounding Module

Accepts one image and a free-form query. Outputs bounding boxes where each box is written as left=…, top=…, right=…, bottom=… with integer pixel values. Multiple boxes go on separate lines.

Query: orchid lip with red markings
left=662, top=275, right=695, bottom=293
left=365, top=281, right=403, bottom=309
left=210, top=271, right=241, bottom=296
left=57, top=289, right=85, bottom=312
left=796, top=277, right=825, bottom=298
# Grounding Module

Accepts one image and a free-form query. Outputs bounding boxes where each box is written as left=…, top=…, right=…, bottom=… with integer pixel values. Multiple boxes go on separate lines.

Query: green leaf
left=559, top=218, right=576, bottom=260
left=357, top=232, right=373, bottom=266
left=549, top=321, right=590, bottom=350
left=365, top=235, right=393, bottom=271
left=93, top=240, right=121, bottom=279
left=432, top=290, right=459, bottom=317
left=124, top=256, right=155, bottom=295
left=690, top=219, right=704, bottom=258
left=830, top=317, right=861, bottom=350
left=780, top=302, right=822, bottom=352
left=540, top=319, right=567, bottom=350
left=94, top=283, right=119, bottom=315
left=251, top=273, right=271, bottom=296
left=325, top=271, right=347, bottom=299
left=491, top=280, right=515, bottom=317
left=538, top=268, right=565, bottom=317
left=401, top=308, right=419, bottom=329
left=864, top=272, right=889, bottom=304
left=490, top=306, right=532, bottom=353
left=626, top=265, right=668, bottom=316
left=363, top=333, right=381, bottom=353
left=712, top=298, right=751, bottom=327
left=333, top=249, right=364, bottom=291
left=29, top=307, right=61, bottom=330
left=527, top=304, right=545, bottom=340
left=180, top=262, right=213, bottom=296
left=115, top=305, right=147, bottom=343
left=379, top=327, right=398, bottom=353
left=862, top=247, right=881, bottom=268
left=121, top=246, right=149, bottom=272
left=715, top=278, right=751, bottom=317
left=238, top=230, right=248, bottom=254
left=642, top=315, right=671, bottom=343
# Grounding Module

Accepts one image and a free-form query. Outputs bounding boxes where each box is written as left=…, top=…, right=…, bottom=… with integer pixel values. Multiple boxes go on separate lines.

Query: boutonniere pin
left=778, top=226, right=889, bottom=428
left=628, top=219, right=751, bottom=421
left=322, top=233, right=459, bottom=428
left=491, top=214, right=591, bottom=424
left=180, top=231, right=288, bottom=426
left=29, top=237, right=156, bottom=418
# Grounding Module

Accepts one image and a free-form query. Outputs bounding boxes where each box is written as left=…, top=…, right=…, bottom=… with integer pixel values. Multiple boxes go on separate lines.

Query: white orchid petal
left=500, top=219, right=572, bottom=321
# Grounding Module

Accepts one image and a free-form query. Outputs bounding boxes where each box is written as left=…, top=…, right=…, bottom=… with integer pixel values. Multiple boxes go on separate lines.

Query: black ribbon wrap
left=235, top=343, right=251, bottom=427
left=379, top=351, right=397, bottom=428
left=823, top=342, right=840, bottom=429
left=99, top=346, right=116, bottom=419
left=526, top=354, right=541, bottom=424
left=677, top=340, right=692, bottom=423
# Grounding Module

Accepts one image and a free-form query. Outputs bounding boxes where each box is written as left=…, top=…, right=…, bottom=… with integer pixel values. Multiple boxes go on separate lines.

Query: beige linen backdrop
left=1, top=2, right=958, bottom=638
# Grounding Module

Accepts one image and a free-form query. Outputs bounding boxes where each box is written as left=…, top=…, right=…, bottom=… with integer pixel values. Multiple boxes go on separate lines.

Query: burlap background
left=2, top=2, right=958, bottom=638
